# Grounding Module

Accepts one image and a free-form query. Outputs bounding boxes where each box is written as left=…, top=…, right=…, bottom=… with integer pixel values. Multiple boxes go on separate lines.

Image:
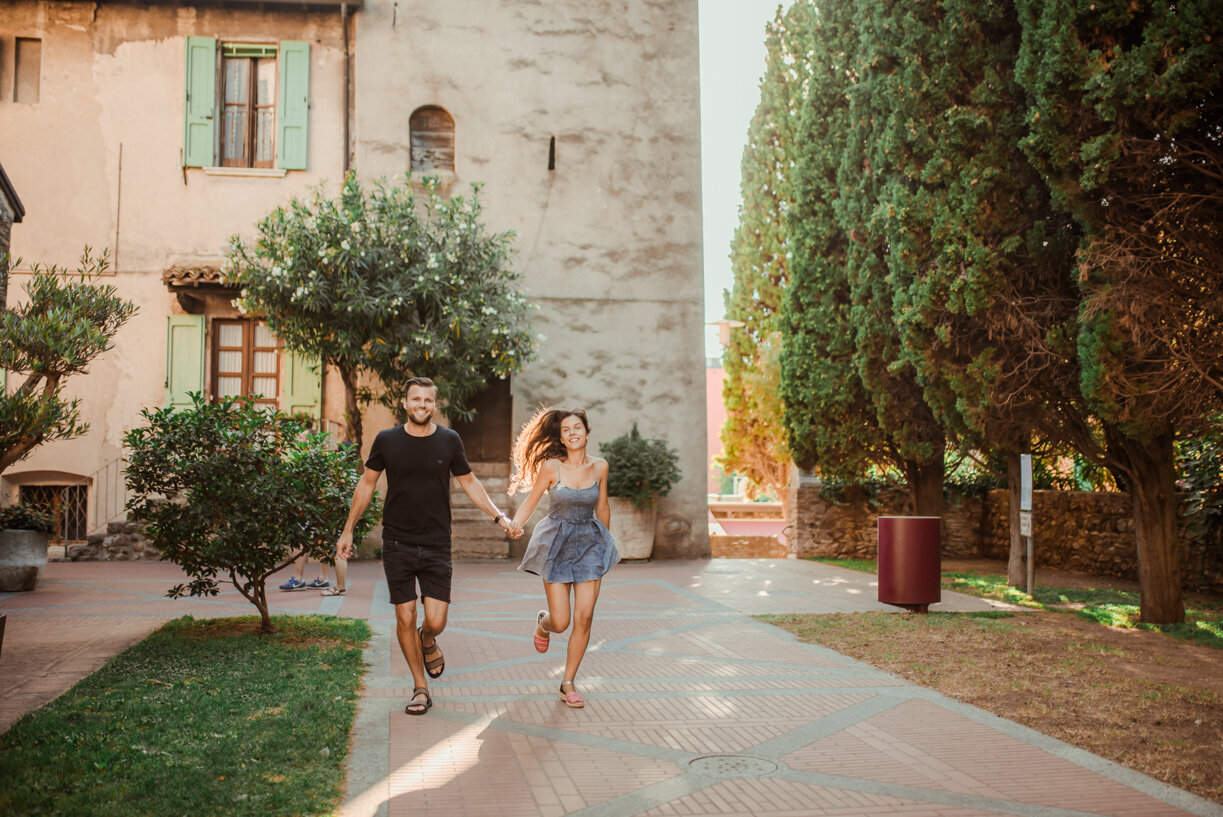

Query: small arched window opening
left=410, top=106, right=455, bottom=174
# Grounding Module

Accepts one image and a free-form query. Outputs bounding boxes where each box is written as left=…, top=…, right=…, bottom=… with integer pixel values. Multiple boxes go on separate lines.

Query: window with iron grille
left=20, top=484, right=88, bottom=543
left=212, top=319, right=280, bottom=404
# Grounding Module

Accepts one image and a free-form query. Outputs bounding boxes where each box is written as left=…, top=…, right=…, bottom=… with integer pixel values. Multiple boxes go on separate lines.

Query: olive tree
left=0, top=249, right=137, bottom=473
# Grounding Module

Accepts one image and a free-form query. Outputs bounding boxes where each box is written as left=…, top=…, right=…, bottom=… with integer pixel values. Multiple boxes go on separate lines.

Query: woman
left=509, top=407, right=620, bottom=708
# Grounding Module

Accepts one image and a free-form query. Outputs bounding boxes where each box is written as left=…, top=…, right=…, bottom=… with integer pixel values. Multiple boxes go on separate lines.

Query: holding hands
left=498, top=514, right=525, bottom=539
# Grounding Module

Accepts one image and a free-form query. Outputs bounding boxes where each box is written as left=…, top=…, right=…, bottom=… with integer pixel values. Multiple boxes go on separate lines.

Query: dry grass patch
left=764, top=609, right=1223, bottom=805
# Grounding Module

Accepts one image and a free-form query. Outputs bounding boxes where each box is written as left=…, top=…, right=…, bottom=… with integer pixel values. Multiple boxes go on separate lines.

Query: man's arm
left=455, top=471, right=518, bottom=536
left=336, top=467, right=381, bottom=560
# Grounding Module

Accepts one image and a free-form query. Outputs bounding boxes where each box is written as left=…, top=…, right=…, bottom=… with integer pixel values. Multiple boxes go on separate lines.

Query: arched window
left=410, top=106, right=455, bottom=174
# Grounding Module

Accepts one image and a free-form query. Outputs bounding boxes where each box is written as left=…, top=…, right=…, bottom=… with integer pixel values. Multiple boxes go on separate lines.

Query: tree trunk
left=1118, top=430, right=1184, bottom=624
left=905, top=449, right=945, bottom=518
left=1, top=250, right=9, bottom=312
left=339, top=366, right=363, bottom=452
left=1006, top=451, right=1025, bottom=588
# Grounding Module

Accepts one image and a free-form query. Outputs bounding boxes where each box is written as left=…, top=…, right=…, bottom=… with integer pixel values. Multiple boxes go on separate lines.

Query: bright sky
left=699, top=0, right=787, bottom=359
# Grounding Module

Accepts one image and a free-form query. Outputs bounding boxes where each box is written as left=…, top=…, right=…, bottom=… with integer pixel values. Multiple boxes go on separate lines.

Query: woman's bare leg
left=564, top=580, right=601, bottom=683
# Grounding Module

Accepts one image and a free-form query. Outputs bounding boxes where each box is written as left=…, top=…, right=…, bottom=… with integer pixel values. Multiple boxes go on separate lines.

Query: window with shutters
left=410, top=106, right=455, bottom=174
left=163, top=314, right=322, bottom=417
left=183, top=38, right=309, bottom=171
left=212, top=320, right=281, bottom=405
left=221, top=45, right=278, bottom=168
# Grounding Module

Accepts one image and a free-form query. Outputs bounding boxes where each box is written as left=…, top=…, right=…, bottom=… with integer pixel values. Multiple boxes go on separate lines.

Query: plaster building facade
left=0, top=0, right=708, bottom=558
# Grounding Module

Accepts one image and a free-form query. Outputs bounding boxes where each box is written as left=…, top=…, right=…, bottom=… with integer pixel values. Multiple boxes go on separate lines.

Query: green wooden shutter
left=183, top=37, right=217, bottom=168
left=165, top=315, right=205, bottom=410
left=277, top=41, right=310, bottom=170
left=284, top=349, right=322, bottom=419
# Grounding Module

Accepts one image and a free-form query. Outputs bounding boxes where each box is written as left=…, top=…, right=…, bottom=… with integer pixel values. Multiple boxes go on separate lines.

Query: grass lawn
left=810, top=556, right=1223, bottom=648
left=784, top=558, right=1223, bottom=804
left=0, top=614, right=369, bottom=817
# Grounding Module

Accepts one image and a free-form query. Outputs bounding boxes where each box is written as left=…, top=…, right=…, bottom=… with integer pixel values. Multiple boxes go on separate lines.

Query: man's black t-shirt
left=365, top=425, right=473, bottom=547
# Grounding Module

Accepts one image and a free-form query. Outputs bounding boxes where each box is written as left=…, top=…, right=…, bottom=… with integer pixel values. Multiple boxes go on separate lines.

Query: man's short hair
left=404, top=377, right=437, bottom=393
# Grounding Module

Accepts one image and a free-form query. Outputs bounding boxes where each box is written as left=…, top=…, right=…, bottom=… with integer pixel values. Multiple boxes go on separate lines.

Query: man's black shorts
left=382, top=540, right=453, bottom=605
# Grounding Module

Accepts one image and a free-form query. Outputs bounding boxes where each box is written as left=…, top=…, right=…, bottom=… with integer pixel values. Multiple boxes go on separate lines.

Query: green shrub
left=1179, top=420, right=1223, bottom=545
left=0, top=504, right=55, bottom=533
left=600, top=423, right=681, bottom=509
left=124, top=395, right=380, bottom=633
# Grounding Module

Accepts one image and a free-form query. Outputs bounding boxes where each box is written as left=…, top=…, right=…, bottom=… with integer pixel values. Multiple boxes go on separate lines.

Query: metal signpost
left=1019, top=454, right=1034, bottom=596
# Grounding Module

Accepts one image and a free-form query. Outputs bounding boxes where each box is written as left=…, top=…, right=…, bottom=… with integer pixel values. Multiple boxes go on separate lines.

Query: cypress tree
left=720, top=6, right=809, bottom=509
left=780, top=1, right=893, bottom=488
left=872, top=0, right=1082, bottom=586
left=1015, top=0, right=1223, bottom=623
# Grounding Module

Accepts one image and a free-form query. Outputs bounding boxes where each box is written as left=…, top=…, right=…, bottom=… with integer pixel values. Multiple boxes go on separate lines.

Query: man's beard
left=407, top=409, right=433, bottom=427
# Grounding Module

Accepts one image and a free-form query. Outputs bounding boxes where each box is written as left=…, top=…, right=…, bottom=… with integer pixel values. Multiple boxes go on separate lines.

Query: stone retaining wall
left=67, top=521, right=161, bottom=561
left=792, top=481, right=1223, bottom=593
left=710, top=534, right=789, bottom=559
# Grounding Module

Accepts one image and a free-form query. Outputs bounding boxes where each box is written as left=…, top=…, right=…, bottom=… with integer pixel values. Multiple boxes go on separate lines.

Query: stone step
left=452, top=539, right=509, bottom=559
left=453, top=507, right=504, bottom=522
left=450, top=522, right=512, bottom=541
left=468, top=461, right=511, bottom=478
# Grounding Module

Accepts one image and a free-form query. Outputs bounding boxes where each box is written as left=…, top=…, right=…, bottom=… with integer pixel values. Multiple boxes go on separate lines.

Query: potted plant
left=600, top=423, right=681, bottom=559
left=0, top=504, right=55, bottom=592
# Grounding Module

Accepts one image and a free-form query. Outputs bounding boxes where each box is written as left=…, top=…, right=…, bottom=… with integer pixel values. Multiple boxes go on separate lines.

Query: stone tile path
left=2, top=559, right=1220, bottom=817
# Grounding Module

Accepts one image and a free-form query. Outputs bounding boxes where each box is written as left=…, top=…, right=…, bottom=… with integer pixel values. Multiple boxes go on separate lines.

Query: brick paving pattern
left=3, top=558, right=1220, bottom=817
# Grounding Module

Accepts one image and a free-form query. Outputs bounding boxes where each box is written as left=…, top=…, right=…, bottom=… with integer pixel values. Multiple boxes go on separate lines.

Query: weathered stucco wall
left=353, top=0, right=709, bottom=557
left=1, top=1, right=349, bottom=497
left=3, top=0, right=708, bottom=557
left=791, top=482, right=1223, bottom=593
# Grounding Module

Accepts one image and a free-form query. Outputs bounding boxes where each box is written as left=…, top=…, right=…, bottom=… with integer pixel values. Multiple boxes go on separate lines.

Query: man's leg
left=394, top=601, right=428, bottom=690
left=420, top=596, right=449, bottom=644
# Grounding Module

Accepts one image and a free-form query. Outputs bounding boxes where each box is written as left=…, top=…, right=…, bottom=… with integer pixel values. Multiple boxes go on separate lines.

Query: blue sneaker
left=307, top=578, right=331, bottom=589
left=279, top=576, right=307, bottom=591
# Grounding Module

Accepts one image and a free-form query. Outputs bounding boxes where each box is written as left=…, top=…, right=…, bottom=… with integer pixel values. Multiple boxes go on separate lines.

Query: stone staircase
left=450, top=461, right=512, bottom=559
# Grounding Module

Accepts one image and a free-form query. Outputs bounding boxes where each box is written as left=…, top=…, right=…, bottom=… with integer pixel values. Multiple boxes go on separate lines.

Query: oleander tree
left=1015, top=0, right=1223, bottom=622
left=720, top=5, right=808, bottom=510
left=227, top=172, right=536, bottom=450
left=0, top=249, right=137, bottom=474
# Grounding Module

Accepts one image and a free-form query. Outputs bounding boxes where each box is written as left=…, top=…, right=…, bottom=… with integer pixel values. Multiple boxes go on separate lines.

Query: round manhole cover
left=688, top=754, right=778, bottom=779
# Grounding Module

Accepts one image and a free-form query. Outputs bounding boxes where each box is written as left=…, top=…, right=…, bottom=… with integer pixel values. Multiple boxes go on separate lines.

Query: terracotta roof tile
left=161, top=266, right=239, bottom=288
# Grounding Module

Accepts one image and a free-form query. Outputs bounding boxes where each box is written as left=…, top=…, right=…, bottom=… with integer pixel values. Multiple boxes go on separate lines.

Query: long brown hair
left=509, top=407, right=591, bottom=494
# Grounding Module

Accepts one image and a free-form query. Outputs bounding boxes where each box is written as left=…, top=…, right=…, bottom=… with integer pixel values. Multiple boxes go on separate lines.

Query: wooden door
left=450, top=379, right=512, bottom=462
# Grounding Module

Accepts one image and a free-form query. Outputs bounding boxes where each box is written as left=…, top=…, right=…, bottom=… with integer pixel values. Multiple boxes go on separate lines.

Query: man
left=336, top=377, right=518, bottom=715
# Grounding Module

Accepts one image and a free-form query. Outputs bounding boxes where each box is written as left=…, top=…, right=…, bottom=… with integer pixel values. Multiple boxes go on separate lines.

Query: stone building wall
left=792, top=482, right=1223, bottom=593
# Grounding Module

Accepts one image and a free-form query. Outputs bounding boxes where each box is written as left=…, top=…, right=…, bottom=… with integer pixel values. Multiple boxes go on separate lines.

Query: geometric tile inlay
left=688, top=754, right=779, bottom=778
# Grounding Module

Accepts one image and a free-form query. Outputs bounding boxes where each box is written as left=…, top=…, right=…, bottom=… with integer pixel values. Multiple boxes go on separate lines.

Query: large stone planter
left=0, top=528, right=50, bottom=592
left=608, top=497, right=657, bottom=560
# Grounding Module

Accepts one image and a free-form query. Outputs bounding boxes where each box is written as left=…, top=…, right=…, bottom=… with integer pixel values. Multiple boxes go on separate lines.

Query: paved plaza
left=2, top=558, right=1220, bottom=817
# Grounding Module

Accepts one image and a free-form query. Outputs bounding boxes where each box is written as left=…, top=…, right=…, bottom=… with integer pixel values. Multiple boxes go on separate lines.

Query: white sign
left=1020, top=454, right=1033, bottom=512
left=1019, top=509, right=1032, bottom=537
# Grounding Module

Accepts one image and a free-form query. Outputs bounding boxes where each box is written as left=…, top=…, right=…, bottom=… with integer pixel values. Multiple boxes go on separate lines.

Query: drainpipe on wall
left=342, top=2, right=351, bottom=175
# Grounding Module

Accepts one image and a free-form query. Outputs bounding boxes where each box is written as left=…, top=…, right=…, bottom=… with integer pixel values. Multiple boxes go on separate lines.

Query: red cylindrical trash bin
left=877, top=516, right=941, bottom=612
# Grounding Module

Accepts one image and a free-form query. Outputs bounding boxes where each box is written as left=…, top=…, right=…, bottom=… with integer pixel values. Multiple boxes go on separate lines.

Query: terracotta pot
left=608, top=497, right=657, bottom=560
left=0, top=529, right=50, bottom=592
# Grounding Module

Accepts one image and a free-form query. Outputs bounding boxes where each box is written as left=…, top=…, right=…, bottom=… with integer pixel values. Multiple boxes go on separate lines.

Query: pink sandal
left=559, top=682, right=584, bottom=709
left=533, top=610, right=550, bottom=653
